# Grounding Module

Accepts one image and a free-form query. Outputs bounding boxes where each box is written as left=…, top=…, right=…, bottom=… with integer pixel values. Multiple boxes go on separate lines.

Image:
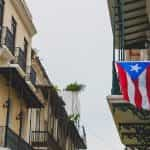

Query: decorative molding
left=112, top=103, right=150, bottom=120
left=10, top=0, right=37, bottom=36
left=119, top=123, right=150, bottom=147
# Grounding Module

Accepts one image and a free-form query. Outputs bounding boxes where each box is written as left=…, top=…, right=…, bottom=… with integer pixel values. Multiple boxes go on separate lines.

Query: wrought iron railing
left=31, top=131, right=48, bottom=147
left=1, top=27, right=15, bottom=55
left=31, top=131, right=62, bottom=150
left=0, top=126, right=33, bottom=150
left=6, top=128, right=33, bottom=150
left=16, top=47, right=26, bottom=72
left=30, top=67, right=36, bottom=85
left=79, top=126, right=87, bottom=146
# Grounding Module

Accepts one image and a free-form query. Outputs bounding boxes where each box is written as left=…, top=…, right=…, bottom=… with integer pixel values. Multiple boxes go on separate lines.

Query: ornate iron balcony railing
left=15, top=47, right=26, bottom=72
left=1, top=27, right=15, bottom=55
left=31, top=131, right=48, bottom=147
left=31, top=131, right=63, bottom=150
left=0, top=126, right=33, bottom=150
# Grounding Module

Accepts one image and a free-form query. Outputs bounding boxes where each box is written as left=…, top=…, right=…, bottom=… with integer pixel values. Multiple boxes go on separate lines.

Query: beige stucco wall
left=32, top=58, right=50, bottom=86
left=0, top=74, right=29, bottom=141
left=0, top=75, right=9, bottom=126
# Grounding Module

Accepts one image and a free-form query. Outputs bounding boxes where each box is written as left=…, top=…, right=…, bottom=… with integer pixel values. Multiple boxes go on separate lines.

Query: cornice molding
left=10, top=0, right=37, bottom=37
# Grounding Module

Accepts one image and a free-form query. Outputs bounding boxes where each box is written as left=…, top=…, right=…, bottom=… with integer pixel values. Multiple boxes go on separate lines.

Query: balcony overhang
left=107, top=95, right=150, bottom=148
left=0, top=66, right=43, bottom=108
left=107, top=0, right=150, bottom=49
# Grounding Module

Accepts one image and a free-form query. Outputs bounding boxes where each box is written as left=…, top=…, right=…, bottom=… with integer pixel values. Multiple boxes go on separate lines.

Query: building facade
left=0, top=0, right=87, bottom=150
left=107, top=0, right=150, bottom=149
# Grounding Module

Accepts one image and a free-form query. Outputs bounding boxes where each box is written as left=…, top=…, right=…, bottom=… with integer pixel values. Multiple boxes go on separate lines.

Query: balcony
left=2, top=27, right=15, bottom=55
left=0, top=27, right=15, bottom=63
left=107, top=0, right=149, bottom=50
left=31, top=131, right=48, bottom=147
left=107, top=95, right=150, bottom=148
left=109, top=50, right=150, bottom=148
left=15, top=47, right=26, bottom=72
left=67, top=121, right=87, bottom=149
left=31, top=131, right=62, bottom=150
left=0, top=126, right=33, bottom=150
left=0, top=26, right=37, bottom=87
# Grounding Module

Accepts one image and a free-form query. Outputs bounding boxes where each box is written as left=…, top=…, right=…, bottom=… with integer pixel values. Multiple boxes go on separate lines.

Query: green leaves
left=65, top=82, right=85, bottom=92
left=69, top=113, right=80, bottom=122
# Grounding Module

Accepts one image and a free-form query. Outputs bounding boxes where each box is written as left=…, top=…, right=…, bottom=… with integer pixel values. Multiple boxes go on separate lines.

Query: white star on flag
left=130, top=64, right=141, bottom=73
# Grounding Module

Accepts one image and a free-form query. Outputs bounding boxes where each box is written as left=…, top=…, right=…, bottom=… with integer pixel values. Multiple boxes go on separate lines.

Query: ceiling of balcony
left=107, top=0, right=150, bottom=49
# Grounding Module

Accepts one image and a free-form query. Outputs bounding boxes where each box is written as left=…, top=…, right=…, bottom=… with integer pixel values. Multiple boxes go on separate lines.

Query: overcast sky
left=26, top=0, right=124, bottom=149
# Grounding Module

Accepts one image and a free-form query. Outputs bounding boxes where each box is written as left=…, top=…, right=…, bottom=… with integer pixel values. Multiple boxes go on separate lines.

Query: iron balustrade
left=1, top=27, right=15, bottom=55
left=0, top=126, right=33, bottom=150
left=6, top=128, right=33, bottom=150
left=18, top=48, right=26, bottom=72
left=31, top=131, right=63, bottom=150
left=30, top=67, right=36, bottom=85
left=17, top=48, right=26, bottom=72
left=31, top=131, right=48, bottom=147
left=79, top=126, right=87, bottom=146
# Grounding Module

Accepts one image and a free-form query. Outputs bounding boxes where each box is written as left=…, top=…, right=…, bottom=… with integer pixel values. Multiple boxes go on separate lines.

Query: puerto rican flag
left=116, top=61, right=150, bottom=110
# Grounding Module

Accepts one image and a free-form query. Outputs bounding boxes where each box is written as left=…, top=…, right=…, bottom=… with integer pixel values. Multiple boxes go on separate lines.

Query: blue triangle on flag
left=118, top=62, right=150, bottom=80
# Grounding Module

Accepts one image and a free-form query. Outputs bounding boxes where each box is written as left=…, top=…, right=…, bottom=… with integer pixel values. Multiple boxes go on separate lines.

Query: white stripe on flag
left=139, top=70, right=150, bottom=109
left=127, top=73, right=135, bottom=106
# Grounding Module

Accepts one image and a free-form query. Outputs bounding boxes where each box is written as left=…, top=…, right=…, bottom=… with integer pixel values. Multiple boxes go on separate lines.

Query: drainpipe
left=4, top=99, right=10, bottom=147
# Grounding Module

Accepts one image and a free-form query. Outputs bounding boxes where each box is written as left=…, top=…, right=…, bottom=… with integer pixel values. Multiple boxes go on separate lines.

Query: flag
left=116, top=61, right=150, bottom=110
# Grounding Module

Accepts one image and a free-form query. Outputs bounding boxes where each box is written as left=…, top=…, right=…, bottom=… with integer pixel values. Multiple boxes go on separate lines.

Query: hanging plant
left=52, top=85, right=60, bottom=92
left=65, top=82, right=85, bottom=92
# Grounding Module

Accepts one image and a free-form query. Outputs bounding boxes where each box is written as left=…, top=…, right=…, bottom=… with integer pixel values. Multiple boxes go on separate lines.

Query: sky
left=26, top=0, right=124, bottom=150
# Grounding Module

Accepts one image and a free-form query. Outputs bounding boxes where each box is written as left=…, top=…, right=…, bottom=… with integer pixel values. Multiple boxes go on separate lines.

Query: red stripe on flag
left=117, top=64, right=129, bottom=101
left=133, top=80, right=142, bottom=109
left=146, top=66, right=150, bottom=105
